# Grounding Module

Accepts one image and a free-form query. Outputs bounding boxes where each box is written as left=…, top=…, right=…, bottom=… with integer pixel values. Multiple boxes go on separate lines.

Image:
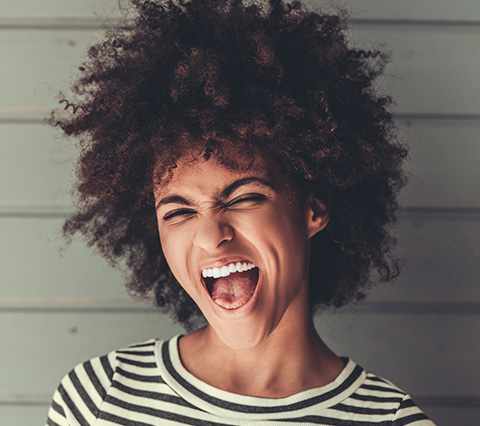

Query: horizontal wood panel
left=0, top=310, right=477, bottom=398
left=350, top=26, right=480, bottom=116
left=317, top=0, right=480, bottom=22
left=0, top=406, right=50, bottom=426
left=314, top=311, right=480, bottom=397
left=1, top=213, right=479, bottom=303
left=400, top=120, right=480, bottom=208
left=1, top=0, right=480, bottom=22
left=0, top=30, right=99, bottom=112
left=0, top=217, right=127, bottom=299
left=1, top=119, right=480, bottom=208
left=0, top=0, right=120, bottom=18
left=368, top=211, right=480, bottom=302
left=1, top=27, right=479, bottom=115
left=418, top=406, right=480, bottom=426
left=0, top=124, right=76, bottom=205
left=1, top=311, right=184, bottom=394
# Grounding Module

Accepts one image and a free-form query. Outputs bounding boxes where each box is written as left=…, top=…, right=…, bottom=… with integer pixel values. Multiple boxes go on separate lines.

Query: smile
left=201, top=262, right=260, bottom=310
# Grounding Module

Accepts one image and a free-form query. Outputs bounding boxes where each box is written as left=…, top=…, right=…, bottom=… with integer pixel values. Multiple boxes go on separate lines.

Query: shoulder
left=46, top=338, right=161, bottom=426
left=351, top=370, right=437, bottom=425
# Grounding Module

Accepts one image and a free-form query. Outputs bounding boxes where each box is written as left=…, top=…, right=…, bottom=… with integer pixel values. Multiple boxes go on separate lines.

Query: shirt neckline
left=154, top=334, right=367, bottom=420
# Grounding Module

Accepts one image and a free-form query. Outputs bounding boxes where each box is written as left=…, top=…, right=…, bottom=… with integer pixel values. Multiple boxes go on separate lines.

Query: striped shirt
left=46, top=335, right=435, bottom=425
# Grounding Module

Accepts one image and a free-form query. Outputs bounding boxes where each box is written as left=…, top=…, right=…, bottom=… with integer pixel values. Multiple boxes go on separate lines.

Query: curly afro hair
left=52, top=0, right=407, bottom=327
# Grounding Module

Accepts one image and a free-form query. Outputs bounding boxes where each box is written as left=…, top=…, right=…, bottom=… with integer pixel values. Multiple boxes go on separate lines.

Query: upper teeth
left=202, top=262, right=256, bottom=279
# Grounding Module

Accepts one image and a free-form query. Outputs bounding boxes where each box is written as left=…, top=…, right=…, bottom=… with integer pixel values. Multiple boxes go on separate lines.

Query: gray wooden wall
left=1, top=1, right=479, bottom=425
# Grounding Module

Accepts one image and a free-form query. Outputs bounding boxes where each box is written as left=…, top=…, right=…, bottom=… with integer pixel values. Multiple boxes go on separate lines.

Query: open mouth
left=202, top=264, right=260, bottom=310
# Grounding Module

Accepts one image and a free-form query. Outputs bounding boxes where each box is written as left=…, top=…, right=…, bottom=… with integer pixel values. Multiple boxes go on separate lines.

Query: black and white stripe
left=46, top=335, right=435, bottom=425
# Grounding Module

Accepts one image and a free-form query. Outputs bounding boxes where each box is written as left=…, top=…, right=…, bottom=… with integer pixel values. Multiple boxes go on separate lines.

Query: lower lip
left=206, top=272, right=262, bottom=319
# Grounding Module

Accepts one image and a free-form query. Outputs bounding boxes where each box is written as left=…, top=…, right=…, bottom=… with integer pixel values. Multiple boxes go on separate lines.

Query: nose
left=192, top=215, right=234, bottom=251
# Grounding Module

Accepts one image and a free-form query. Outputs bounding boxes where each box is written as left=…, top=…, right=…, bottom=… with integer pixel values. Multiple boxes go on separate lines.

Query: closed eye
left=227, top=194, right=268, bottom=207
left=162, top=209, right=196, bottom=221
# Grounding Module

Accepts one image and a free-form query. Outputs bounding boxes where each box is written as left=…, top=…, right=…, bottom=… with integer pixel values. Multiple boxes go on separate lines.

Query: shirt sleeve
left=45, top=351, right=116, bottom=426
left=392, top=394, right=437, bottom=426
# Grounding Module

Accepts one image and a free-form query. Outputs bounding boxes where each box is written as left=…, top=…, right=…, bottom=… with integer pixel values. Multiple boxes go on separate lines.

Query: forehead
left=155, top=150, right=279, bottom=194
left=157, top=157, right=274, bottom=196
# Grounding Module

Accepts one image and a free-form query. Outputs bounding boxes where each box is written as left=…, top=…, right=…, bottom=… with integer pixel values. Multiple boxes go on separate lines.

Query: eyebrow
left=155, top=177, right=274, bottom=210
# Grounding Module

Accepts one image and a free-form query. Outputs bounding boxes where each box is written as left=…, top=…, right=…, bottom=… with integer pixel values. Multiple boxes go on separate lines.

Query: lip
left=203, top=266, right=262, bottom=319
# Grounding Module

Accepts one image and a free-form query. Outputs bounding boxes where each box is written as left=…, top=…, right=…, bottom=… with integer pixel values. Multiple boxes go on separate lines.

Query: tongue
left=210, top=269, right=258, bottom=309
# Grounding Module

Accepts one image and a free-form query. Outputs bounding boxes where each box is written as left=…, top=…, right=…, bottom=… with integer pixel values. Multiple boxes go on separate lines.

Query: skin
left=154, top=154, right=344, bottom=398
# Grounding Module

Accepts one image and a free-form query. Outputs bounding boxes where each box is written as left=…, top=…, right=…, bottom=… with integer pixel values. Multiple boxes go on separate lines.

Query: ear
left=305, top=195, right=329, bottom=239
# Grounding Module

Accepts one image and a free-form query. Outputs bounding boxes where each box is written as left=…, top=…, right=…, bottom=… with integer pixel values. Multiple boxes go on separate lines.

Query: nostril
left=218, top=235, right=232, bottom=247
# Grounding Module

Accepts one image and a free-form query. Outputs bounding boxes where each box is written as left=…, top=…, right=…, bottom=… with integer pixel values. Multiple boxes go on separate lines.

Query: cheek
left=162, top=240, right=192, bottom=294
left=158, top=224, right=197, bottom=288
left=266, top=205, right=307, bottom=244
left=268, top=210, right=310, bottom=282
left=157, top=226, right=181, bottom=274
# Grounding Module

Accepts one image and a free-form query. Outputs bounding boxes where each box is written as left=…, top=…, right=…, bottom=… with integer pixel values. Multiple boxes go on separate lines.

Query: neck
left=178, top=303, right=343, bottom=398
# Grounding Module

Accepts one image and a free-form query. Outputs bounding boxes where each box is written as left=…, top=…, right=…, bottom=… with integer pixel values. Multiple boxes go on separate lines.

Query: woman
left=46, top=0, right=435, bottom=424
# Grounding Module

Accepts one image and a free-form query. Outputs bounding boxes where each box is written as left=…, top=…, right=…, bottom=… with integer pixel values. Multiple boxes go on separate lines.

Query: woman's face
left=154, top=155, right=327, bottom=349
